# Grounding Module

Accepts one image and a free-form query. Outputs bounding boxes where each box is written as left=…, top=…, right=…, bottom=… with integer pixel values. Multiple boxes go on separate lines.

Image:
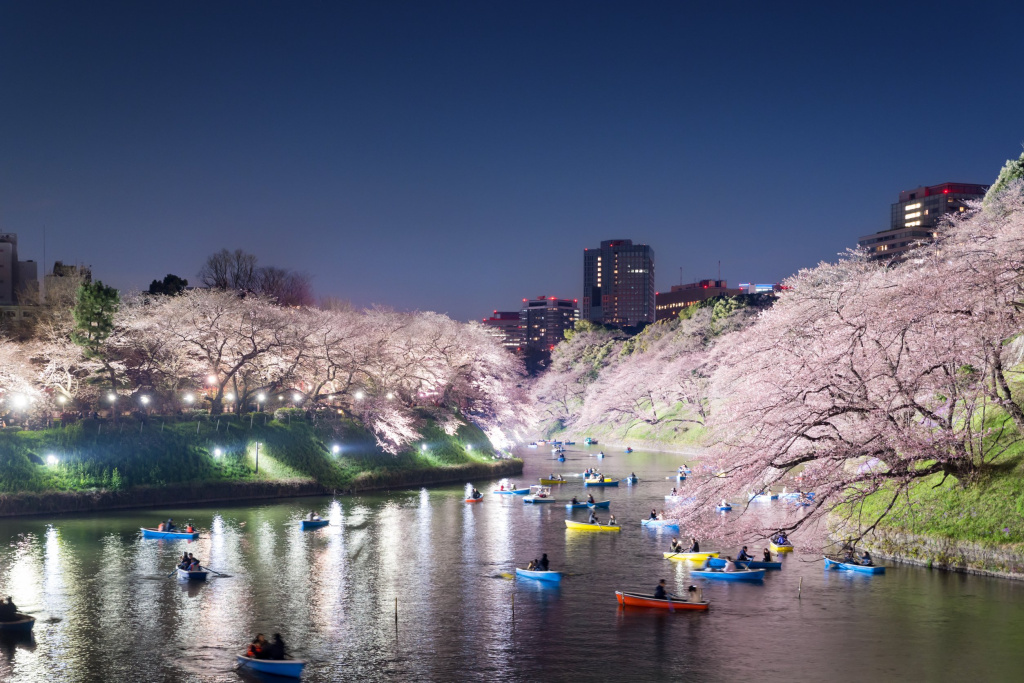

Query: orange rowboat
left=615, top=591, right=709, bottom=611
left=465, top=497, right=483, bottom=503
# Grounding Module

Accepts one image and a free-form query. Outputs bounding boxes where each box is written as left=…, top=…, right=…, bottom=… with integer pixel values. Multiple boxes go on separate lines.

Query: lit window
left=905, top=221, right=921, bottom=227
left=877, top=245, right=888, bottom=252
left=904, top=203, right=921, bottom=211
left=904, top=212, right=921, bottom=219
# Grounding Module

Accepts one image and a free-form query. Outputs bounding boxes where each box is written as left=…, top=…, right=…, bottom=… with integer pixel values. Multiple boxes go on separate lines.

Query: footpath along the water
left=0, top=459, right=522, bottom=518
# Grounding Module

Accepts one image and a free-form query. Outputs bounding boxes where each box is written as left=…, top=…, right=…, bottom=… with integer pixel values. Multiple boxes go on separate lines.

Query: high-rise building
left=582, top=239, right=654, bottom=327
left=481, top=311, right=523, bottom=350
left=655, top=279, right=743, bottom=321
left=520, top=297, right=579, bottom=350
left=858, top=182, right=988, bottom=260
left=0, top=233, right=39, bottom=306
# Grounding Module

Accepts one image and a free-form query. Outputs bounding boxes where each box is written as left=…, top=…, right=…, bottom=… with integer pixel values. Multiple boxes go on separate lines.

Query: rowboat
left=782, top=491, right=815, bottom=500
left=300, top=519, right=329, bottom=529
left=625, top=448, right=633, bottom=453
left=141, top=527, right=199, bottom=540
left=707, top=557, right=781, bottom=570
left=824, top=557, right=885, bottom=574
left=717, top=504, right=732, bottom=512
left=565, top=520, right=620, bottom=532
left=527, top=443, right=538, bottom=448
left=557, top=457, right=565, bottom=462
left=663, top=551, right=720, bottom=562
left=236, top=655, right=307, bottom=678
left=563, top=441, right=576, bottom=445
left=516, top=567, right=562, bottom=583
left=539, top=478, right=568, bottom=485
left=690, top=568, right=765, bottom=582
left=748, top=493, right=779, bottom=503
left=615, top=591, right=709, bottom=611
left=583, top=478, right=619, bottom=487
left=0, top=614, right=35, bottom=632
left=675, top=475, right=687, bottom=482
left=524, top=485, right=556, bottom=503
left=465, top=497, right=484, bottom=503
left=625, top=476, right=638, bottom=485
left=177, top=568, right=209, bottom=581
left=492, top=488, right=530, bottom=495
left=769, top=541, right=794, bottom=553
left=641, top=518, right=680, bottom=530
left=564, top=500, right=610, bottom=509
left=584, top=438, right=597, bottom=445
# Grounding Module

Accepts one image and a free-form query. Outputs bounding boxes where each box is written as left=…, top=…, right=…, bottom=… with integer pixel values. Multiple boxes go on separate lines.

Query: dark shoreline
left=0, top=458, right=523, bottom=518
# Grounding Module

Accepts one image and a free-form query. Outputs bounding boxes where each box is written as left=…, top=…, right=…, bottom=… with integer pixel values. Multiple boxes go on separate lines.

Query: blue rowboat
left=690, top=568, right=765, bottom=582
left=141, top=527, right=199, bottom=540
left=492, top=488, right=530, bottom=495
left=300, top=519, right=329, bottom=530
left=177, top=568, right=209, bottom=581
left=824, top=557, right=885, bottom=574
left=707, top=557, right=781, bottom=570
left=583, top=479, right=619, bottom=487
left=0, top=614, right=34, bottom=633
left=565, top=500, right=611, bottom=510
left=641, top=518, right=680, bottom=530
left=564, top=441, right=576, bottom=445
left=782, top=491, right=815, bottom=500
left=515, top=567, right=562, bottom=583
left=717, top=504, right=732, bottom=512
left=236, top=655, right=307, bottom=678
left=557, top=457, right=566, bottom=462
left=625, top=476, right=638, bottom=485
left=748, top=493, right=778, bottom=503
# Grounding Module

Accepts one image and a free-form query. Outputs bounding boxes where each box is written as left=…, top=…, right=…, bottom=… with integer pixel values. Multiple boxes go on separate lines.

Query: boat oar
left=201, top=566, right=228, bottom=577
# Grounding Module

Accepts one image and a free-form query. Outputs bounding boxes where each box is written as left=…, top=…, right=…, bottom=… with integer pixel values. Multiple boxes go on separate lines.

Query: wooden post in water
left=798, top=576, right=803, bottom=599
left=394, top=596, right=398, bottom=630
left=511, top=592, right=514, bottom=620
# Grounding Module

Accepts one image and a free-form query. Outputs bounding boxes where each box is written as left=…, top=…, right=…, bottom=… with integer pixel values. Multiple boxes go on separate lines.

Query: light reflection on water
left=0, top=448, right=1023, bottom=681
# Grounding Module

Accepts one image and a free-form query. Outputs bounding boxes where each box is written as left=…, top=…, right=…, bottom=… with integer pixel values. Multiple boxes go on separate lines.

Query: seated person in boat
left=165, top=518, right=176, bottom=531
left=737, top=546, right=752, bottom=561
left=649, top=509, right=658, bottom=520
left=859, top=550, right=873, bottom=566
left=588, top=510, right=600, bottom=525
left=571, top=496, right=579, bottom=505
left=687, top=584, right=702, bottom=603
left=526, top=559, right=537, bottom=570
left=687, top=537, right=700, bottom=553
left=157, top=522, right=165, bottom=532
left=247, top=634, right=269, bottom=659
left=841, top=544, right=855, bottom=563
left=608, top=514, right=617, bottom=526
left=720, top=499, right=729, bottom=507
left=586, top=494, right=595, bottom=504
left=762, top=548, right=772, bottom=562
left=723, top=556, right=738, bottom=572
left=539, top=554, right=549, bottom=571
left=0, top=596, right=19, bottom=622
left=471, top=488, right=482, bottom=499
left=653, top=579, right=668, bottom=600
left=670, top=487, right=678, bottom=496
left=185, top=524, right=195, bottom=533
left=670, top=538, right=682, bottom=553
left=268, top=633, right=287, bottom=660
left=773, top=533, right=788, bottom=545
left=186, top=553, right=201, bottom=570
left=178, top=552, right=191, bottom=570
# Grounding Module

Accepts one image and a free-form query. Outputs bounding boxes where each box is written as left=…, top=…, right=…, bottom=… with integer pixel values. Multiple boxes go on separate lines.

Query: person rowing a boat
left=588, top=510, right=600, bottom=525
left=165, top=518, right=176, bottom=532
left=773, top=532, right=789, bottom=546
left=654, top=579, right=668, bottom=600
left=670, top=538, right=682, bottom=553
left=247, top=634, right=269, bottom=659
left=178, top=552, right=191, bottom=570
left=539, top=554, right=550, bottom=571
left=0, top=596, right=19, bottom=622
left=649, top=509, right=658, bottom=520
left=859, top=550, right=873, bottom=566
left=586, top=493, right=595, bottom=504
left=471, top=488, right=482, bottom=500
left=723, top=556, right=738, bottom=572
left=526, top=558, right=538, bottom=570
left=737, top=546, right=752, bottom=562
left=670, top=487, right=678, bottom=496
left=571, top=496, right=579, bottom=505
left=687, top=537, right=700, bottom=553
left=268, top=633, right=287, bottom=660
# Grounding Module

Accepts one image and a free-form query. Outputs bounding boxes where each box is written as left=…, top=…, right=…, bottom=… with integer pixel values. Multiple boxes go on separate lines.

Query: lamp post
left=257, top=393, right=265, bottom=413
left=255, top=441, right=261, bottom=475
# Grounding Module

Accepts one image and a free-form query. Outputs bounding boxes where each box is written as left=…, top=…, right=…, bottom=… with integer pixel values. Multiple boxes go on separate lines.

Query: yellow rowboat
left=540, top=478, right=569, bottom=485
left=770, top=542, right=794, bottom=553
left=663, top=551, right=720, bottom=562
left=565, top=520, right=621, bottom=532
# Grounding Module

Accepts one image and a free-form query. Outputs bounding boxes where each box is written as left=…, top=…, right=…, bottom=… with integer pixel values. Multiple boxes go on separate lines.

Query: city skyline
left=3, top=3, right=1023, bottom=321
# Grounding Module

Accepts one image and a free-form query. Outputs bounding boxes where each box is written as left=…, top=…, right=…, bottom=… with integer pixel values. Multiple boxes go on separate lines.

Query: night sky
left=2, top=2, right=1022, bottom=321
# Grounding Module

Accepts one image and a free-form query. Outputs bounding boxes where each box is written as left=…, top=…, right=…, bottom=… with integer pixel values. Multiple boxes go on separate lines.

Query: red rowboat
left=615, top=591, right=709, bottom=611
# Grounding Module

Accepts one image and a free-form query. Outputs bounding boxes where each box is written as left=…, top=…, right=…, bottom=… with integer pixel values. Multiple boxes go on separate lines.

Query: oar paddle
left=201, top=566, right=227, bottom=576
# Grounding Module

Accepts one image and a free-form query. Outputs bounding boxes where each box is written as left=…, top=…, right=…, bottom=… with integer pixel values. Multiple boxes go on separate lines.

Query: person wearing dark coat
left=539, top=554, right=550, bottom=571
left=268, top=633, right=286, bottom=660
left=653, top=580, right=668, bottom=600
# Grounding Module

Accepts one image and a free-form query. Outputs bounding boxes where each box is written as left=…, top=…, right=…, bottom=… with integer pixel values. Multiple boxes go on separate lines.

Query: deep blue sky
left=2, top=2, right=1022, bottom=321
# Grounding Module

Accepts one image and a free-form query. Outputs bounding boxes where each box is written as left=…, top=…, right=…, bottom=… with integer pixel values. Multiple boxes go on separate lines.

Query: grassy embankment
left=836, top=411, right=1024, bottom=575
left=0, top=409, right=518, bottom=503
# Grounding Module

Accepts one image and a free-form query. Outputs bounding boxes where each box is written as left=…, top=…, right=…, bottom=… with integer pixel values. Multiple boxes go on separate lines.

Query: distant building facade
left=858, top=182, right=988, bottom=260
left=655, top=279, right=743, bottom=321
left=43, top=260, right=93, bottom=304
left=0, top=233, right=39, bottom=306
left=582, top=239, right=654, bottom=326
left=520, top=297, right=579, bottom=350
left=481, top=311, right=523, bottom=350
